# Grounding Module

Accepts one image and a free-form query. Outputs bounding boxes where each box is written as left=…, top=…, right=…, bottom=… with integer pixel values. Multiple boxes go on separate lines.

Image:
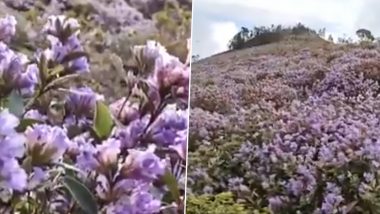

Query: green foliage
left=161, top=169, right=181, bottom=204
left=356, top=28, right=375, bottom=42
left=111, top=1, right=191, bottom=67
left=188, top=135, right=247, bottom=193
left=186, top=192, right=249, bottom=214
left=16, top=118, right=42, bottom=132
left=152, top=1, right=191, bottom=62
left=5, top=91, right=25, bottom=117
left=92, top=101, right=114, bottom=140
left=62, top=176, right=98, bottom=214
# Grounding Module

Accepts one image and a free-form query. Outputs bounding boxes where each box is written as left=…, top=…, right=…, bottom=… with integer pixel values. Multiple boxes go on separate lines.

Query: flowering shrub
left=0, top=14, right=189, bottom=214
left=188, top=44, right=380, bottom=213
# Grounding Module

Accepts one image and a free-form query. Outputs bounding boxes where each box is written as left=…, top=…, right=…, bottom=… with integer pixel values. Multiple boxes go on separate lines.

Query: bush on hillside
left=228, top=23, right=321, bottom=50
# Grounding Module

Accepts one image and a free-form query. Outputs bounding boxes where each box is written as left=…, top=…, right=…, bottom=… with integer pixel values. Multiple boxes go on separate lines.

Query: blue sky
left=192, top=0, right=380, bottom=58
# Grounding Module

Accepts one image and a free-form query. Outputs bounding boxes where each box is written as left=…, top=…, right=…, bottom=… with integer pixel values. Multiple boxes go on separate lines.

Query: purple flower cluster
left=0, top=109, right=26, bottom=191
left=0, top=14, right=189, bottom=214
left=39, top=15, right=89, bottom=74
left=0, top=16, right=39, bottom=96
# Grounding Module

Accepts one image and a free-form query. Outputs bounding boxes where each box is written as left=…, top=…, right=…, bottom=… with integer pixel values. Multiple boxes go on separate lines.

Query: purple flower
left=43, top=15, right=80, bottom=36
left=2, top=53, right=39, bottom=95
left=169, top=130, right=187, bottom=160
left=75, top=140, right=98, bottom=171
left=69, top=55, right=90, bottom=74
left=24, top=124, right=71, bottom=165
left=268, top=196, right=286, bottom=212
left=0, top=42, right=14, bottom=72
left=114, top=118, right=147, bottom=149
left=109, top=97, right=140, bottom=125
left=0, top=158, right=27, bottom=191
left=0, top=15, right=16, bottom=43
left=141, top=40, right=188, bottom=91
left=65, top=87, right=103, bottom=116
left=28, top=167, right=48, bottom=189
left=24, top=109, right=48, bottom=122
left=149, top=108, right=187, bottom=147
left=76, top=138, right=121, bottom=174
left=0, top=109, right=25, bottom=159
left=321, top=193, right=344, bottom=213
left=121, top=145, right=166, bottom=182
left=0, top=109, right=27, bottom=191
left=45, top=34, right=89, bottom=74
left=129, top=190, right=161, bottom=214
left=152, top=51, right=189, bottom=91
left=0, top=109, right=20, bottom=135
left=105, top=185, right=161, bottom=214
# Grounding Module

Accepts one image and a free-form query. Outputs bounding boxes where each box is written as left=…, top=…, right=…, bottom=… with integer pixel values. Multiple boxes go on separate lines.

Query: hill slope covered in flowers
left=187, top=38, right=380, bottom=213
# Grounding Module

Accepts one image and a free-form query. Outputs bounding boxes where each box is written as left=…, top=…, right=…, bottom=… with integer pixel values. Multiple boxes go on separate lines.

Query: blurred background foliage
left=0, top=0, right=192, bottom=102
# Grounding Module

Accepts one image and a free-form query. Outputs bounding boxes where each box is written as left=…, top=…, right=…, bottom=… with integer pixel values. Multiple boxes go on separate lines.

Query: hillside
left=187, top=38, right=380, bottom=213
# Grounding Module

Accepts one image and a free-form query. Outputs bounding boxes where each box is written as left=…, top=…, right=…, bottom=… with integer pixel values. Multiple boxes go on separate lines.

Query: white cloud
left=192, top=0, right=378, bottom=58
left=210, top=22, right=239, bottom=53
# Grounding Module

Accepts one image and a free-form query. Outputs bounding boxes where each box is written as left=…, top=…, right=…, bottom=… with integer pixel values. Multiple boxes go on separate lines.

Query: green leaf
left=62, top=176, right=98, bottom=214
left=16, top=118, right=41, bottom=132
left=92, top=101, right=114, bottom=139
left=161, top=169, right=181, bottom=204
left=6, top=91, right=24, bottom=117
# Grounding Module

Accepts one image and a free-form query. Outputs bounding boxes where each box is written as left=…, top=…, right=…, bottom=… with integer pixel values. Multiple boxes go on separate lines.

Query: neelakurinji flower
left=109, top=97, right=141, bottom=125
left=0, top=109, right=25, bottom=159
left=0, top=15, right=17, bottom=43
left=169, top=129, right=188, bottom=160
left=0, top=42, right=39, bottom=95
left=149, top=107, right=187, bottom=147
left=28, top=167, right=48, bottom=190
left=42, top=15, right=80, bottom=36
left=0, top=158, right=27, bottom=192
left=121, top=144, right=166, bottom=182
left=75, top=138, right=121, bottom=175
left=0, top=109, right=27, bottom=191
left=24, top=124, right=71, bottom=166
left=3, top=57, right=39, bottom=95
left=24, top=109, right=48, bottom=122
left=104, top=184, right=161, bottom=214
left=114, top=118, right=148, bottom=149
left=143, top=43, right=189, bottom=93
left=44, top=34, right=90, bottom=74
left=65, top=86, right=104, bottom=116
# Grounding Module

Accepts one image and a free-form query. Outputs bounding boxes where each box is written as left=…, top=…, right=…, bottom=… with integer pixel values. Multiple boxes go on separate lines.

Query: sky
left=191, top=0, right=380, bottom=58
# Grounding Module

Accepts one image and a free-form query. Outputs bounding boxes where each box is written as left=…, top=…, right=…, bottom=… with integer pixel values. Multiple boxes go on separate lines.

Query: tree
left=328, top=34, right=334, bottom=42
left=192, top=54, right=200, bottom=62
left=240, top=27, right=250, bottom=40
left=318, top=28, right=326, bottom=38
left=228, top=26, right=251, bottom=50
left=356, top=28, right=375, bottom=42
